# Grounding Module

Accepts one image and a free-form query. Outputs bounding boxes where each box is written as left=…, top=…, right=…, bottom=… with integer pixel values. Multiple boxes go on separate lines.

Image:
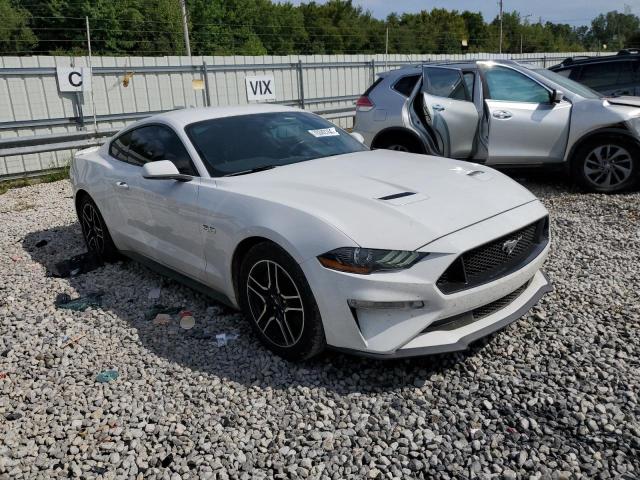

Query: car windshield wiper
left=224, top=165, right=278, bottom=177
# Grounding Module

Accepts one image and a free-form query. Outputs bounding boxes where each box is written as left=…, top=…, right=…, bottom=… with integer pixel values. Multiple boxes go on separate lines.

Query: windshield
left=533, top=68, right=602, bottom=99
left=185, top=111, right=367, bottom=177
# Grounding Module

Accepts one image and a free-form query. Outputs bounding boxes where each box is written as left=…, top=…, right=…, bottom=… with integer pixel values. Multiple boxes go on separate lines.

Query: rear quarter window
left=393, top=75, right=420, bottom=96
left=109, top=132, right=132, bottom=163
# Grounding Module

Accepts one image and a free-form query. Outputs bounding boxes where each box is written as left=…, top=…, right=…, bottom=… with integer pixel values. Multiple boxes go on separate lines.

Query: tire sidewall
left=77, top=196, right=119, bottom=261
left=572, top=137, right=639, bottom=193
left=238, top=242, right=326, bottom=361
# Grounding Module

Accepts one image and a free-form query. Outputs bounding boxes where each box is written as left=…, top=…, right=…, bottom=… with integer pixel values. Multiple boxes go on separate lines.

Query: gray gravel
left=1, top=178, right=639, bottom=480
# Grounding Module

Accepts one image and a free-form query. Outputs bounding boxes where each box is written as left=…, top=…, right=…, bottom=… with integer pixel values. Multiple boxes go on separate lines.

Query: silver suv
left=354, top=60, right=640, bottom=193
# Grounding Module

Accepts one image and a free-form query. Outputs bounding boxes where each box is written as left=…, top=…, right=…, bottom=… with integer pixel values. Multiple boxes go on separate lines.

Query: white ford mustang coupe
left=71, top=105, right=551, bottom=360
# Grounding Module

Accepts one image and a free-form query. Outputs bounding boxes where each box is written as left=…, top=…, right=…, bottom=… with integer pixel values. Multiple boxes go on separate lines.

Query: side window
left=579, top=62, right=620, bottom=89
left=618, top=61, right=633, bottom=84
left=129, top=125, right=197, bottom=175
left=393, top=75, right=420, bottom=96
left=424, top=67, right=471, bottom=101
left=483, top=66, right=550, bottom=103
left=109, top=131, right=132, bottom=162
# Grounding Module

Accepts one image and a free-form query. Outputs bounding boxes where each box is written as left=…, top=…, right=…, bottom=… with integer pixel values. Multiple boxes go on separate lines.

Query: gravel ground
left=1, top=178, right=639, bottom=480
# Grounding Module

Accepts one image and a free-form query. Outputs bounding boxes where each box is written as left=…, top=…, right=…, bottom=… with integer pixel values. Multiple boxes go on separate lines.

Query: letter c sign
left=56, top=67, right=92, bottom=92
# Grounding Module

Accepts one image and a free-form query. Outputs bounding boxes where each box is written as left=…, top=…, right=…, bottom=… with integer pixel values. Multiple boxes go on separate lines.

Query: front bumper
left=300, top=200, right=551, bottom=357
left=335, top=271, right=551, bottom=358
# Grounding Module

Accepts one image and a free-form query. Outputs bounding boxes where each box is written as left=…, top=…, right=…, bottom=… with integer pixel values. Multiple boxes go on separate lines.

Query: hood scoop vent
left=377, top=191, right=429, bottom=206
left=378, top=191, right=416, bottom=201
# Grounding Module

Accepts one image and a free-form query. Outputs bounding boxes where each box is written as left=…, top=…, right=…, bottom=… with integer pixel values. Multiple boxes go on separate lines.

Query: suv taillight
left=356, top=95, right=374, bottom=111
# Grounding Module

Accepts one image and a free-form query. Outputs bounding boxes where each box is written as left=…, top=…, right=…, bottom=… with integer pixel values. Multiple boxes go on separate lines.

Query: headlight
left=317, top=247, right=428, bottom=274
left=628, top=117, right=640, bottom=137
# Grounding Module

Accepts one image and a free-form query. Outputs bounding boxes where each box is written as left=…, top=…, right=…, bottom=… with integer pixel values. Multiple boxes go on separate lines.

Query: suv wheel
left=572, top=137, right=639, bottom=193
left=385, top=143, right=411, bottom=152
left=373, top=132, right=424, bottom=154
left=238, top=242, right=326, bottom=361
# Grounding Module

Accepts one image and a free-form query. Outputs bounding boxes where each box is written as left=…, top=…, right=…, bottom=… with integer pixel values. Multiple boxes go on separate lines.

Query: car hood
left=221, top=150, right=539, bottom=251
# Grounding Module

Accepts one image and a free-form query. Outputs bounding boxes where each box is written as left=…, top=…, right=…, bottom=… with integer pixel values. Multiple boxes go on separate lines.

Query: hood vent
left=378, top=191, right=416, bottom=201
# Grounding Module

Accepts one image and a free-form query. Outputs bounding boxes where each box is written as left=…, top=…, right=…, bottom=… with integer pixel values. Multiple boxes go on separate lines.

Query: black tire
left=373, top=133, right=424, bottom=154
left=378, top=141, right=413, bottom=153
left=238, top=242, right=326, bottom=361
left=77, top=195, right=119, bottom=261
left=571, top=136, right=640, bottom=193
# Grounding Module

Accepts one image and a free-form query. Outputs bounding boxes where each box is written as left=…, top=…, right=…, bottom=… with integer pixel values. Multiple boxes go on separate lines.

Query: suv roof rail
left=618, top=48, right=640, bottom=55
left=560, top=55, right=592, bottom=65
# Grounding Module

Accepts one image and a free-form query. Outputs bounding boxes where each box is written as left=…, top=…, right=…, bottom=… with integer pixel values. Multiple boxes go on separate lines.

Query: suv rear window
left=393, top=75, right=420, bottom=96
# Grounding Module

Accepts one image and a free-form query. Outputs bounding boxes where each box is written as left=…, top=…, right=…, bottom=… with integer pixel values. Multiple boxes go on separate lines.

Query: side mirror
left=350, top=131, right=365, bottom=144
left=551, top=89, right=564, bottom=104
left=142, top=160, right=192, bottom=182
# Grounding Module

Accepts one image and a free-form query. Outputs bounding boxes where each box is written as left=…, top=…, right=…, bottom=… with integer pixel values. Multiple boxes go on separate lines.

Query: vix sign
left=56, top=67, right=92, bottom=93
left=245, top=75, right=276, bottom=102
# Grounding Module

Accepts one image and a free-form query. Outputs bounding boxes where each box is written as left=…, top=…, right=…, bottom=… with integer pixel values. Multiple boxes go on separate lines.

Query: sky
left=281, top=0, right=639, bottom=26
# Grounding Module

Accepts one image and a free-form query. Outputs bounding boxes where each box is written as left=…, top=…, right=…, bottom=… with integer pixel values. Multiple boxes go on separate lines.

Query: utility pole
left=498, top=0, right=503, bottom=54
left=86, top=16, right=98, bottom=132
left=520, top=14, right=532, bottom=55
left=179, top=0, right=191, bottom=56
left=520, top=34, right=523, bottom=54
left=385, top=27, right=389, bottom=70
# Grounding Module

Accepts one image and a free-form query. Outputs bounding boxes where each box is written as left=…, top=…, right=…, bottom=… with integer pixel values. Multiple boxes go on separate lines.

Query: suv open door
left=420, top=66, right=479, bottom=158
left=480, top=63, right=571, bottom=165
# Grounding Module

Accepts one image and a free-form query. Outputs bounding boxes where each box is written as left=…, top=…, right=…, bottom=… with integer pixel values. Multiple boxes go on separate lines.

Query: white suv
left=354, top=60, right=640, bottom=193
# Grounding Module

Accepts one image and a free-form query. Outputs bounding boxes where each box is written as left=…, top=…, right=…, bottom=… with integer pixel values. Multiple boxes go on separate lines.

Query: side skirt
left=120, top=250, right=237, bottom=309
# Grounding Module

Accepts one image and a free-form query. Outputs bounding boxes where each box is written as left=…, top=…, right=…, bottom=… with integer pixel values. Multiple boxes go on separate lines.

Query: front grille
left=436, top=217, right=548, bottom=294
left=423, top=280, right=530, bottom=333
left=472, top=282, right=529, bottom=319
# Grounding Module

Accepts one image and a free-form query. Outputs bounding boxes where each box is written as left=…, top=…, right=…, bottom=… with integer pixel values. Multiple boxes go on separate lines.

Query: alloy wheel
left=246, top=260, right=305, bottom=348
left=80, top=202, right=105, bottom=254
left=583, top=144, right=633, bottom=189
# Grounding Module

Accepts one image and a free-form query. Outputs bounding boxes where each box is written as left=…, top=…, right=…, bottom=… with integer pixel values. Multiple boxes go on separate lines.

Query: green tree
left=461, top=11, right=488, bottom=52
left=19, top=0, right=184, bottom=55
left=591, top=10, right=640, bottom=50
left=0, top=0, right=37, bottom=54
left=11, top=1, right=640, bottom=57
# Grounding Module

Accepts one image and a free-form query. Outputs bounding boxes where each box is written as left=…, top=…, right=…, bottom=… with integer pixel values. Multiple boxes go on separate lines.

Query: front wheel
left=571, top=137, right=639, bottom=193
left=238, top=242, right=326, bottom=361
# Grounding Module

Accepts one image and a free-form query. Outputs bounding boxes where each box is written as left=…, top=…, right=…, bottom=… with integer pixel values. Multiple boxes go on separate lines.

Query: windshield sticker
left=308, top=127, right=340, bottom=138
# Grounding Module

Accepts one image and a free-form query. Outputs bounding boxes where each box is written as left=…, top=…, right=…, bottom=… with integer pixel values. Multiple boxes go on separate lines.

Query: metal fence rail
left=0, top=51, right=609, bottom=179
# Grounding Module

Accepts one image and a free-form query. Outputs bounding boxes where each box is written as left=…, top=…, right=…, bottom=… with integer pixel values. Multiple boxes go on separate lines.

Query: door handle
left=492, top=110, right=512, bottom=119
left=432, top=104, right=445, bottom=112
left=115, top=181, right=129, bottom=190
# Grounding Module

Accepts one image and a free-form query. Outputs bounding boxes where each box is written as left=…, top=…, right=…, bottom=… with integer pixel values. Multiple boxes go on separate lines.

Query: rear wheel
left=571, top=137, right=639, bottom=193
left=238, top=242, right=326, bottom=361
left=373, top=132, right=424, bottom=154
left=384, top=143, right=411, bottom=152
left=77, top=195, right=119, bottom=261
